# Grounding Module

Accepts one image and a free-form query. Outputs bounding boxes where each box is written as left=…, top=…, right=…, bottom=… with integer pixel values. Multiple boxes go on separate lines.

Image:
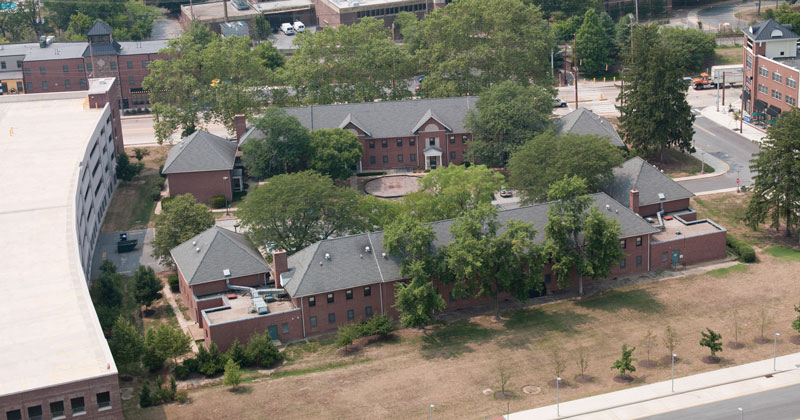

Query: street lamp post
left=671, top=353, right=677, bottom=392
left=222, top=176, right=230, bottom=215
left=429, top=404, right=434, bottom=420
left=774, top=333, right=781, bottom=371
left=700, top=151, right=705, bottom=174
left=556, top=377, right=562, bottom=417
left=738, top=407, right=743, bottom=420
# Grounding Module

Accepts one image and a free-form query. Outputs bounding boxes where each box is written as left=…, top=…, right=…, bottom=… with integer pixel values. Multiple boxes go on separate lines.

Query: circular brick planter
left=364, top=175, right=421, bottom=198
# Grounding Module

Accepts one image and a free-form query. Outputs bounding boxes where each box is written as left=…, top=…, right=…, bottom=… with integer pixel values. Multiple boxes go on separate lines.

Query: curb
left=673, top=148, right=730, bottom=182
left=695, top=187, right=739, bottom=196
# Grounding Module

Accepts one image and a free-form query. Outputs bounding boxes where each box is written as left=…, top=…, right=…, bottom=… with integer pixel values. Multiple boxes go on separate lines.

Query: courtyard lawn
left=121, top=193, right=800, bottom=420
left=714, top=46, right=742, bottom=66
left=101, top=146, right=168, bottom=232
left=657, top=148, right=715, bottom=178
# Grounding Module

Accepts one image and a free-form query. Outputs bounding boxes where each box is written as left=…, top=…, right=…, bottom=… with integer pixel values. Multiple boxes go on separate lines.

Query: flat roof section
left=0, top=89, right=117, bottom=397
left=204, top=293, right=296, bottom=325
left=181, top=0, right=260, bottom=23
left=651, top=218, right=723, bottom=242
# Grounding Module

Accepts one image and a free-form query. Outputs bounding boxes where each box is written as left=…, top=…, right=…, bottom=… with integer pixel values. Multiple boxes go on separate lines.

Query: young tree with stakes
left=700, top=328, right=723, bottom=361
left=611, top=344, right=637, bottom=378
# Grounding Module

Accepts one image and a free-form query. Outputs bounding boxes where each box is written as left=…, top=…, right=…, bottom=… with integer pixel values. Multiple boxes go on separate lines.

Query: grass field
left=102, top=146, right=168, bottom=232
left=656, top=148, right=715, bottom=178
left=124, top=193, right=800, bottom=420
left=715, top=46, right=742, bottom=66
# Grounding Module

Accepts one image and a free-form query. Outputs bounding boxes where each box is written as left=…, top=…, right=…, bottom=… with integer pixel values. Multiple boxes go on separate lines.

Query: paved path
left=505, top=351, right=800, bottom=419
left=161, top=282, right=200, bottom=353
left=642, top=383, right=800, bottom=420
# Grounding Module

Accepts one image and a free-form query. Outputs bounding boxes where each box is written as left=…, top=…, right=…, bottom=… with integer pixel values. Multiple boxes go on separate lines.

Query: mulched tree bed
left=753, top=336, right=771, bottom=344
left=702, top=355, right=721, bottom=364
left=613, top=375, right=634, bottom=384
left=727, top=341, right=745, bottom=349
left=660, top=355, right=680, bottom=365
left=574, top=375, right=594, bottom=384
left=548, top=378, right=568, bottom=388
left=494, top=391, right=514, bottom=400
left=638, top=360, right=658, bottom=369
left=790, top=335, right=800, bottom=345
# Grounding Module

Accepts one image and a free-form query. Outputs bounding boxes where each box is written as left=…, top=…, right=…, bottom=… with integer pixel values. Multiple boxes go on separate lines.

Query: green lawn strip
left=270, top=358, right=371, bottom=379
left=764, top=245, right=800, bottom=261
left=707, top=263, right=748, bottom=277
left=663, top=148, right=714, bottom=176
left=715, top=47, right=742, bottom=65
left=129, top=173, right=162, bottom=229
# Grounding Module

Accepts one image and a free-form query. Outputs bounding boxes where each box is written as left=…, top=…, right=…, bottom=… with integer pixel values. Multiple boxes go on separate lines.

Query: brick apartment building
left=742, top=19, right=800, bottom=121
left=171, top=158, right=727, bottom=351
left=0, top=21, right=168, bottom=109
left=240, top=97, right=477, bottom=172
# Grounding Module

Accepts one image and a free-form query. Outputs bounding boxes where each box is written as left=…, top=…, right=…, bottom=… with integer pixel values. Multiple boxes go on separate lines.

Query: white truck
left=693, top=64, right=743, bottom=90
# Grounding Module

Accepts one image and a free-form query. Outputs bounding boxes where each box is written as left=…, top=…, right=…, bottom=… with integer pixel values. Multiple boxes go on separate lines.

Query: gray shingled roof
left=604, top=157, right=695, bottom=207
left=84, top=41, right=121, bottom=56
left=744, top=19, right=799, bottom=41
left=23, top=42, right=88, bottom=61
left=282, top=192, right=657, bottom=297
left=557, top=108, right=625, bottom=148
left=87, top=21, right=113, bottom=37
left=281, top=97, right=478, bottom=138
left=162, top=130, right=237, bottom=174
left=171, top=226, right=270, bottom=286
left=118, top=40, right=169, bottom=56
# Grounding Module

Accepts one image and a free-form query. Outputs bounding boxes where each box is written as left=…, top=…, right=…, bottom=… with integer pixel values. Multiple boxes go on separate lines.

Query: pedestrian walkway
left=701, top=104, right=766, bottom=143
left=504, top=351, right=800, bottom=419
left=162, top=283, right=200, bottom=353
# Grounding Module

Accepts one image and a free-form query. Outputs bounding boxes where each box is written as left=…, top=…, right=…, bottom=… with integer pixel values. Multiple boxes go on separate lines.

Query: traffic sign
left=736, top=178, right=740, bottom=184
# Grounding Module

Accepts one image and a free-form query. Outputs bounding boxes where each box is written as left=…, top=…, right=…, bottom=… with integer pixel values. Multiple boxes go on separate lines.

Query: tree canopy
left=464, top=81, right=555, bottom=167
left=415, top=0, right=555, bottom=97
left=617, top=24, right=694, bottom=162
left=286, top=18, right=414, bottom=104
left=576, top=9, right=613, bottom=76
left=109, top=316, right=144, bottom=373
left=745, top=109, right=800, bottom=238
left=151, top=194, right=215, bottom=266
left=144, top=23, right=270, bottom=143
left=238, top=171, right=366, bottom=254
left=309, top=128, right=362, bottom=180
left=240, top=107, right=311, bottom=179
left=659, top=27, right=715, bottom=73
left=134, top=265, right=163, bottom=310
left=508, top=131, right=625, bottom=204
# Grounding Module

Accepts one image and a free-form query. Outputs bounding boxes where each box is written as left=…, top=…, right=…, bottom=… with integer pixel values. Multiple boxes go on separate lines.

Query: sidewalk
left=673, top=147, right=729, bottom=182
left=505, top=351, right=800, bottom=419
left=701, top=104, right=766, bottom=144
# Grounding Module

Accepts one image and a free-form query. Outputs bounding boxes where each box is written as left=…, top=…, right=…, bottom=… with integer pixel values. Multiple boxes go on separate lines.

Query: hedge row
left=727, top=234, right=756, bottom=263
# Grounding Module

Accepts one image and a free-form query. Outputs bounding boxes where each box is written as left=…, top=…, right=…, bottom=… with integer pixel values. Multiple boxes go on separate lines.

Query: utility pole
left=224, top=0, right=229, bottom=22
left=635, top=0, right=639, bottom=22
left=190, top=0, right=195, bottom=20
left=722, top=72, right=726, bottom=107
left=574, top=36, right=579, bottom=109
left=758, top=0, right=762, bottom=16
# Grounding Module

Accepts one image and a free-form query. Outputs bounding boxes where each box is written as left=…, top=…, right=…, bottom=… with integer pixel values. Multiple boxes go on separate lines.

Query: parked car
left=280, top=23, right=295, bottom=35
left=499, top=188, right=512, bottom=198
left=552, top=97, right=567, bottom=108
left=293, top=21, right=305, bottom=32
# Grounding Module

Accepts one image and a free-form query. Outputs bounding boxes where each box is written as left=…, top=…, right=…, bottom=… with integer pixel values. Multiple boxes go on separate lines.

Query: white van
left=293, top=21, right=305, bottom=33
left=280, top=23, right=295, bottom=35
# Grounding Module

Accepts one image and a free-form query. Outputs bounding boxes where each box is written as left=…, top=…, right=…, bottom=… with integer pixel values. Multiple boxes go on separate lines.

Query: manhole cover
left=522, top=385, right=541, bottom=395
left=482, top=388, right=493, bottom=395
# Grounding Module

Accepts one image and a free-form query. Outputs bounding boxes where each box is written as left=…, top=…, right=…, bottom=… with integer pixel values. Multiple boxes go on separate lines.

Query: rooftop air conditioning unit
left=325, top=253, right=331, bottom=260
left=223, top=269, right=231, bottom=277
left=365, top=246, right=371, bottom=253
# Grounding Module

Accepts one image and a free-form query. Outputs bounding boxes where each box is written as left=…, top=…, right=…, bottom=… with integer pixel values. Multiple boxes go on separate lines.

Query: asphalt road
left=641, top=383, right=800, bottom=420
left=697, top=0, right=759, bottom=32
left=679, top=114, right=761, bottom=193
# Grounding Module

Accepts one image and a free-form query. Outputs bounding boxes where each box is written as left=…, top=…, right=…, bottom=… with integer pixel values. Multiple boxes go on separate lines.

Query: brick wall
left=637, top=198, right=691, bottom=217
left=177, top=268, right=266, bottom=323
left=300, top=285, right=386, bottom=336
left=650, top=230, right=727, bottom=271
left=88, top=77, right=124, bottom=154
left=22, top=58, right=87, bottom=94
left=0, top=374, right=121, bottom=420
left=205, top=309, right=304, bottom=351
left=359, top=130, right=471, bottom=171
left=752, top=55, right=800, bottom=113
left=117, top=52, right=167, bottom=107
left=167, top=169, right=233, bottom=204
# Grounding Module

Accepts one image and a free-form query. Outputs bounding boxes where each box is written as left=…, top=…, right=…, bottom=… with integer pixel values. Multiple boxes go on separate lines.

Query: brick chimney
left=234, top=114, right=247, bottom=142
left=629, top=189, right=640, bottom=215
left=272, top=249, right=288, bottom=286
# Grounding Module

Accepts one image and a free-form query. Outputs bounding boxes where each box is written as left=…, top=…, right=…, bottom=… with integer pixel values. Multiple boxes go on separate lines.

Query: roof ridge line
left=217, top=228, right=267, bottom=264
left=190, top=227, right=218, bottom=283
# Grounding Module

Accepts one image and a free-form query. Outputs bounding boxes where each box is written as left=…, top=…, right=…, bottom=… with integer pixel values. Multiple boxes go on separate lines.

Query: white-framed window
left=772, top=89, right=782, bottom=100
left=746, top=54, right=753, bottom=70
left=759, top=84, right=768, bottom=94
left=773, top=71, right=783, bottom=83
left=787, top=96, right=796, bottom=106
left=760, top=66, right=769, bottom=77
left=788, top=78, right=797, bottom=88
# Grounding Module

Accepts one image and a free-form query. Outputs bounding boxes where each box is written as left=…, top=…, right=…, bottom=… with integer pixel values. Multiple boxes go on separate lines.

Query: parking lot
left=90, top=228, right=167, bottom=279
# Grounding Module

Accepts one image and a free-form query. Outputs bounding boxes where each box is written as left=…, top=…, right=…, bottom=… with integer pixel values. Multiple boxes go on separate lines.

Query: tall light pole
left=222, top=175, right=230, bottom=215
left=429, top=404, right=434, bottom=420
left=774, top=333, right=781, bottom=371
left=738, top=407, right=744, bottom=420
left=671, top=353, right=677, bottom=392
left=556, top=377, right=562, bottom=417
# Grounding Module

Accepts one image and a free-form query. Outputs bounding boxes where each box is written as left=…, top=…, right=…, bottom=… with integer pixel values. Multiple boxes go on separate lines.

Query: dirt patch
left=574, top=375, right=594, bottom=384
left=790, top=336, right=800, bottom=345
left=494, top=391, right=515, bottom=400
left=613, top=375, right=634, bottom=384
left=701, top=355, right=722, bottom=364
left=638, top=360, right=658, bottom=369
left=753, top=337, right=771, bottom=345
left=727, top=341, right=745, bottom=350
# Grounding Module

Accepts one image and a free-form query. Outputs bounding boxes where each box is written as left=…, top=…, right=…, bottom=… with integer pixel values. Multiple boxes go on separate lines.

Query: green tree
left=151, top=194, right=215, bottom=266
left=700, top=328, right=723, bottom=358
left=508, top=131, right=625, bottom=203
left=244, top=332, right=282, bottom=367
left=464, top=81, right=555, bottom=167
left=254, top=42, right=285, bottom=71
left=286, top=18, right=413, bottom=104
left=383, top=215, right=435, bottom=265
left=660, top=27, right=715, bottom=73
left=614, top=14, right=633, bottom=60
left=611, top=344, right=637, bottom=377
left=393, top=260, right=447, bottom=328
left=446, top=204, right=543, bottom=320
left=415, top=0, right=554, bottom=97
left=145, top=324, right=192, bottom=368
left=793, top=305, right=800, bottom=335
left=552, top=16, right=583, bottom=43
left=226, top=338, right=247, bottom=366
left=134, top=265, right=163, bottom=312
left=223, top=359, right=243, bottom=390
left=238, top=171, right=365, bottom=254
left=575, top=9, right=613, bottom=76
left=394, top=11, right=421, bottom=52
left=335, top=323, right=358, bottom=350
left=745, top=109, right=800, bottom=238
left=358, top=194, right=402, bottom=231
left=197, top=343, right=226, bottom=376
left=139, top=381, right=154, bottom=408
left=0, top=0, right=43, bottom=42
left=133, top=148, right=150, bottom=162
left=240, top=107, right=311, bottom=179
left=116, top=152, right=143, bottom=181
left=309, top=128, right=362, bottom=179
left=617, top=24, right=694, bottom=162
left=544, top=176, right=623, bottom=296
left=403, top=164, right=505, bottom=222
left=253, top=14, right=271, bottom=42
left=109, top=316, right=144, bottom=373
left=144, top=23, right=270, bottom=143
left=64, top=13, right=94, bottom=41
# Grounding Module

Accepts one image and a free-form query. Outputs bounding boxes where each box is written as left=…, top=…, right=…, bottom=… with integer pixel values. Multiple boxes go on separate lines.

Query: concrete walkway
left=673, top=147, right=729, bottom=182
left=701, top=104, right=766, bottom=144
left=162, top=282, right=200, bottom=353
left=505, top=351, right=800, bottom=419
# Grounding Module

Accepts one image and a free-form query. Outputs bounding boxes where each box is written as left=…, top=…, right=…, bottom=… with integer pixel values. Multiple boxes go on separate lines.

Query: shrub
left=175, top=364, right=190, bottom=380
left=117, top=153, right=143, bottom=181
left=362, top=314, right=394, bottom=337
left=157, top=177, right=166, bottom=190
left=245, top=332, right=283, bottom=367
left=335, top=324, right=358, bottom=349
left=226, top=338, right=247, bottom=366
left=159, top=164, right=166, bottom=178
left=175, top=390, right=189, bottom=404
left=182, top=357, right=199, bottom=373
left=197, top=343, right=226, bottom=376
left=139, top=381, right=154, bottom=408
left=209, top=195, right=227, bottom=209
left=142, top=346, right=165, bottom=372
left=727, top=234, right=756, bottom=263
left=168, top=274, right=180, bottom=292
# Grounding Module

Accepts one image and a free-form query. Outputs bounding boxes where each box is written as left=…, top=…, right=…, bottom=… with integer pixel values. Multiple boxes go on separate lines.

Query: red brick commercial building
left=0, top=21, right=168, bottom=109
left=171, top=162, right=727, bottom=350
left=743, top=19, right=800, bottom=121
left=240, top=97, right=478, bottom=172
left=161, top=130, right=243, bottom=205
